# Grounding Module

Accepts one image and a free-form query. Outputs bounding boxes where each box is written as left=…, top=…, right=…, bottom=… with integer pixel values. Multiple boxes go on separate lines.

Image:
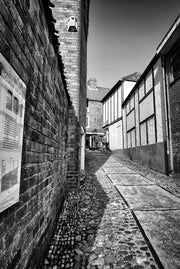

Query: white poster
left=0, top=53, right=26, bottom=213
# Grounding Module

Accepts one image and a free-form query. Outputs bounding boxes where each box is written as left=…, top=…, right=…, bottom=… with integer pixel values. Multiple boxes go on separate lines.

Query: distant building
left=86, top=78, right=109, bottom=149
left=102, top=73, right=141, bottom=150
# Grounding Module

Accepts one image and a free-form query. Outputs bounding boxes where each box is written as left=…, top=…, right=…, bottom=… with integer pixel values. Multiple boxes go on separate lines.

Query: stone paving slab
left=134, top=210, right=180, bottom=269
left=116, top=185, right=180, bottom=210
left=98, top=160, right=120, bottom=165
left=112, top=150, right=180, bottom=198
left=107, top=173, right=155, bottom=186
left=101, top=163, right=125, bottom=168
left=103, top=167, right=136, bottom=174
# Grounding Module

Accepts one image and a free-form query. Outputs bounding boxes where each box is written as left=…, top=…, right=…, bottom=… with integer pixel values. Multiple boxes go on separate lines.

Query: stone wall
left=0, top=1, right=72, bottom=268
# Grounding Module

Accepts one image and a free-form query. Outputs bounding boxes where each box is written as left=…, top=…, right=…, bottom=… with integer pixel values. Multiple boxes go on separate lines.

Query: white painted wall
left=109, top=119, right=123, bottom=150
left=123, top=81, right=136, bottom=101
left=154, top=58, right=164, bottom=143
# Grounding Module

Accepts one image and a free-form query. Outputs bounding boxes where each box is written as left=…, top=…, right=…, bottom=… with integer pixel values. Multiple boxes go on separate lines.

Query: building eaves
left=157, top=14, right=180, bottom=55
left=101, top=80, right=123, bottom=102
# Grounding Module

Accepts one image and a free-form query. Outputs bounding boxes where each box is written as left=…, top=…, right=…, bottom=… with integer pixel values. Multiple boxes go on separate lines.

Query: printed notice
left=0, top=53, right=26, bottom=213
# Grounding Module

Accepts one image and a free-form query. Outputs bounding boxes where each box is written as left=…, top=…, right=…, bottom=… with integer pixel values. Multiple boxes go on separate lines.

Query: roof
left=157, top=14, right=180, bottom=55
left=87, top=86, right=110, bottom=101
left=122, top=72, right=142, bottom=82
left=101, top=72, right=141, bottom=102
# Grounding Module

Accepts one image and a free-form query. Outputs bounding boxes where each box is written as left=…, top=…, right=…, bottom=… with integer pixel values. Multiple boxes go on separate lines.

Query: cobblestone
left=42, top=151, right=159, bottom=269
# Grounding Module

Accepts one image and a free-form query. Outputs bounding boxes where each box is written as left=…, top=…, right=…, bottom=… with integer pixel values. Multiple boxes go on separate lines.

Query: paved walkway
left=42, top=150, right=180, bottom=269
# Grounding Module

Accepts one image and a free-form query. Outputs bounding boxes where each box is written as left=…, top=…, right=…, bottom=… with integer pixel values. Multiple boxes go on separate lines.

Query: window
left=13, top=97, right=19, bottom=115
left=87, top=100, right=89, bottom=112
left=170, top=45, right=180, bottom=82
left=86, top=116, right=89, bottom=128
left=20, top=104, right=23, bottom=117
left=6, top=90, right=13, bottom=111
left=145, top=70, right=153, bottom=93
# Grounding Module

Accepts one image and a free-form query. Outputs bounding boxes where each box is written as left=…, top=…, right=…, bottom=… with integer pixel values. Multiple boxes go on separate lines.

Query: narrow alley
left=42, top=150, right=180, bottom=269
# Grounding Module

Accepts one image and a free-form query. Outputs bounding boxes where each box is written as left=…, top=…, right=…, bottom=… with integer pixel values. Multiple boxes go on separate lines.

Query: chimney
left=87, top=78, right=97, bottom=89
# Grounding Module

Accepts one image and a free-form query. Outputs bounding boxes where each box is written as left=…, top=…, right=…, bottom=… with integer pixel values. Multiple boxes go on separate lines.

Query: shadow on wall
left=74, top=150, right=111, bottom=267
left=41, top=150, right=111, bottom=268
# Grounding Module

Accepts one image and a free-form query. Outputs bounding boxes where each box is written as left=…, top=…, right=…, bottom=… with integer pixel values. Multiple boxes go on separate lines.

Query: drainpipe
left=161, top=56, right=173, bottom=175
left=80, top=126, right=85, bottom=172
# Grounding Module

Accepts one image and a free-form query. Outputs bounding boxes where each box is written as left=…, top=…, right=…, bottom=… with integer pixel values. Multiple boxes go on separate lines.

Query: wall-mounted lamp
left=68, top=16, right=78, bottom=32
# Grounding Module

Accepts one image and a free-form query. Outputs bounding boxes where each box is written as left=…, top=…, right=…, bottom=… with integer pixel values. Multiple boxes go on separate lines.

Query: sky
left=87, top=0, right=180, bottom=88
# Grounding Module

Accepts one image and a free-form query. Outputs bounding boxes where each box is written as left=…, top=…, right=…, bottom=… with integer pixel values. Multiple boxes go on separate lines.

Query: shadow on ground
left=42, top=150, right=112, bottom=268
left=74, top=150, right=111, bottom=268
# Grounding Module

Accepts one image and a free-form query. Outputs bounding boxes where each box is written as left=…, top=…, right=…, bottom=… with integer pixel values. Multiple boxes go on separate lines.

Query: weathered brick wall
left=169, top=78, right=180, bottom=173
left=51, top=0, right=82, bottom=119
left=0, top=1, right=71, bottom=268
left=67, top=105, right=80, bottom=189
left=51, top=0, right=89, bottom=126
left=51, top=0, right=90, bottom=185
left=88, top=100, right=104, bottom=131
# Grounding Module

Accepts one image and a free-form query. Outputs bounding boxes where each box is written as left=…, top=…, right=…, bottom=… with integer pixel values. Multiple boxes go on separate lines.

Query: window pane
left=172, top=59, right=180, bottom=80
left=171, top=46, right=180, bottom=81
left=6, top=90, right=12, bottom=111
left=86, top=116, right=89, bottom=127
left=20, top=104, right=23, bottom=118
left=13, top=97, right=19, bottom=115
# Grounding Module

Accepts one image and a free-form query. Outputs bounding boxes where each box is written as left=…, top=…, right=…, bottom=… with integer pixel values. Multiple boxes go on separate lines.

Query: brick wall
left=51, top=0, right=82, bottom=121
left=169, top=78, right=180, bottom=173
left=88, top=100, right=104, bottom=131
left=0, top=1, right=71, bottom=268
left=51, top=0, right=90, bottom=184
left=67, top=105, right=80, bottom=189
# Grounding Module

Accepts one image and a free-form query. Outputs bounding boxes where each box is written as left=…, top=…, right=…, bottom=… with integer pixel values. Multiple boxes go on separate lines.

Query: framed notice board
left=0, top=53, right=26, bottom=213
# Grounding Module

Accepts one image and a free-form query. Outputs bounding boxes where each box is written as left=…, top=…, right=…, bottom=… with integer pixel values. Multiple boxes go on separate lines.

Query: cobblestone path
left=42, top=151, right=159, bottom=269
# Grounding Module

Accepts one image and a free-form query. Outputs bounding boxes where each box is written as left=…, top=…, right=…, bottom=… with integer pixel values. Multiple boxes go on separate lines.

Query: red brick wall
left=0, top=1, right=90, bottom=267
left=0, top=1, right=70, bottom=268
left=51, top=0, right=89, bottom=126
left=51, top=0, right=90, bottom=185
left=67, top=105, right=80, bottom=189
left=169, top=78, right=180, bottom=173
